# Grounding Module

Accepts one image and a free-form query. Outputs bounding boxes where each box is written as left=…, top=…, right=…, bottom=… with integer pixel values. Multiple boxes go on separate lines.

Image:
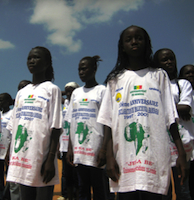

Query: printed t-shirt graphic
left=59, top=99, right=70, bottom=153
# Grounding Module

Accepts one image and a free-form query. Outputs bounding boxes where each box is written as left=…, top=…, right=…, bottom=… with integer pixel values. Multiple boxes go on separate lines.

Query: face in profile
left=78, top=59, right=96, bottom=83
left=27, top=48, right=48, bottom=75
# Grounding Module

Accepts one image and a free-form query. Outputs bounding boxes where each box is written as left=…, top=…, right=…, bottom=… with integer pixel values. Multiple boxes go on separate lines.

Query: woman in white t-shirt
left=66, top=56, right=107, bottom=200
left=97, top=25, right=187, bottom=200
left=6, top=46, right=62, bottom=200
left=179, top=64, right=194, bottom=200
left=154, top=48, right=193, bottom=200
left=0, top=93, right=13, bottom=199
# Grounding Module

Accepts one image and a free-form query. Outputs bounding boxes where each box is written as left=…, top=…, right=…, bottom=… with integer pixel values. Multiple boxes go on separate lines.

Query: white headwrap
left=64, top=82, right=79, bottom=89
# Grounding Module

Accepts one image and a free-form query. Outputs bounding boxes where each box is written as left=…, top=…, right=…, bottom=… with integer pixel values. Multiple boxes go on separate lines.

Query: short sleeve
left=97, top=82, right=113, bottom=128
left=179, top=79, right=193, bottom=107
left=49, top=85, right=62, bottom=129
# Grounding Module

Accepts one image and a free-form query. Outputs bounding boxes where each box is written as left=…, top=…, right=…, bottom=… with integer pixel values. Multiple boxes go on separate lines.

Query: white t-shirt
left=97, top=68, right=177, bottom=195
left=169, top=79, right=194, bottom=166
left=6, top=81, right=62, bottom=187
left=0, top=112, right=1, bottom=133
left=0, top=110, right=12, bottom=160
left=59, top=99, right=70, bottom=153
left=65, top=85, right=106, bottom=167
left=191, top=90, right=194, bottom=160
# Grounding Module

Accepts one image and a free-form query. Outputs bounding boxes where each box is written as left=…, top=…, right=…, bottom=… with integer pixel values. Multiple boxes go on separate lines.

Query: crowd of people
left=0, top=25, right=194, bottom=200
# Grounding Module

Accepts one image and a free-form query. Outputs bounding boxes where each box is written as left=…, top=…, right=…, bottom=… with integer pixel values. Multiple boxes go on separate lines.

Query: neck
left=126, top=56, right=147, bottom=71
left=32, top=73, right=47, bottom=85
left=169, top=74, right=176, bottom=81
left=85, top=79, right=98, bottom=88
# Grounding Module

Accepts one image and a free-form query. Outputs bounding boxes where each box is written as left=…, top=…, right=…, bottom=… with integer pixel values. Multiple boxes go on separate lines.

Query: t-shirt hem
left=97, top=117, right=111, bottom=128
left=7, top=177, right=59, bottom=187
left=110, top=185, right=167, bottom=195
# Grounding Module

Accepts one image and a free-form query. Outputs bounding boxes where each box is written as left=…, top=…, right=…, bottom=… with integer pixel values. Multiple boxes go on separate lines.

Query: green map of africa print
left=63, top=121, right=70, bottom=135
left=124, top=122, right=149, bottom=155
left=14, top=125, right=28, bottom=153
left=76, top=122, right=89, bottom=144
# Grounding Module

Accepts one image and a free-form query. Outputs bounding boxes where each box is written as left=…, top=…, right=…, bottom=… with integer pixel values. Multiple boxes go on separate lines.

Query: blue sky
left=0, top=0, right=194, bottom=99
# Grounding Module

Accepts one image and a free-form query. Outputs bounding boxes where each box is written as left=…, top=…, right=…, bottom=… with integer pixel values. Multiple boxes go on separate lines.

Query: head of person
left=27, top=46, right=54, bottom=82
left=64, top=82, right=79, bottom=100
left=78, top=55, right=101, bottom=83
left=0, top=93, right=13, bottom=112
left=153, top=48, right=177, bottom=80
left=179, top=64, right=194, bottom=89
left=105, top=25, right=152, bottom=83
left=18, top=80, right=32, bottom=91
left=118, top=25, right=152, bottom=67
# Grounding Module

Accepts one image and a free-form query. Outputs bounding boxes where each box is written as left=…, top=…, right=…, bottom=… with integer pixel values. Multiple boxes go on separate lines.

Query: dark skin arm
left=41, top=128, right=61, bottom=184
left=57, top=142, right=61, bottom=160
left=5, top=143, right=10, bottom=166
left=169, top=122, right=188, bottom=185
left=66, top=133, right=74, bottom=166
left=176, top=104, right=191, bottom=121
left=97, top=126, right=108, bottom=167
left=103, top=125, right=120, bottom=182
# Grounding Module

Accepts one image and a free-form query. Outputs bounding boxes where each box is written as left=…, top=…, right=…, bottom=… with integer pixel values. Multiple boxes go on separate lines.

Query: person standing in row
left=58, top=81, right=79, bottom=200
left=0, top=93, right=13, bottom=200
left=6, top=46, right=62, bottom=200
left=154, top=49, right=193, bottom=200
left=179, top=64, right=194, bottom=200
left=97, top=25, right=187, bottom=200
left=66, top=56, right=107, bottom=200
left=6, top=80, right=32, bottom=200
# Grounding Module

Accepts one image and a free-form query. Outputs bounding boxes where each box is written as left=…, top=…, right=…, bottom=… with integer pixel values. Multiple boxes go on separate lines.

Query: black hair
left=153, top=48, right=178, bottom=79
left=80, top=55, right=102, bottom=70
left=105, top=25, right=152, bottom=83
left=18, top=80, right=32, bottom=91
left=31, top=46, right=54, bottom=82
left=179, top=64, right=194, bottom=79
left=0, top=93, right=14, bottom=106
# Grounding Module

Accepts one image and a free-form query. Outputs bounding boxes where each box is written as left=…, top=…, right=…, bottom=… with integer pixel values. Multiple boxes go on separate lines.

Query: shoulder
left=149, top=67, right=168, bottom=77
left=40, top=81, right=61, bottom=95
left=178, top=78, right=191, bottom=85
left=43, top=81, right=60, bottom=90
left=178, top=79, right=192, bottom=90
left=95, top=84, right=106, bottom=91
left=72, top=86, right=83, bottom=95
